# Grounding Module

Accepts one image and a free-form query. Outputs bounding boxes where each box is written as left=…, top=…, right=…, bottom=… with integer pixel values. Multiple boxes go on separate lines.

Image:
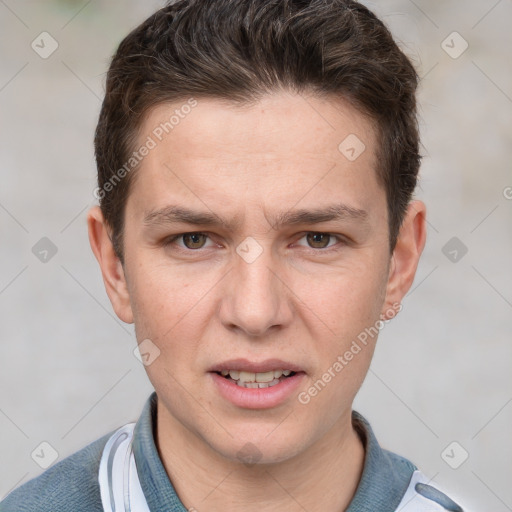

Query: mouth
left=213, top=369, right=298, bottom=389
left=208, top=358, right=306, bottom=409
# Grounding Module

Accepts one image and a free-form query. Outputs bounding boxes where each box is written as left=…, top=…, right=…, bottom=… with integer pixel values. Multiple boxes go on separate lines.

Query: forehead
left=126, top=90, right=384, bottom=225
left=141, top=91, right=376, bottom=161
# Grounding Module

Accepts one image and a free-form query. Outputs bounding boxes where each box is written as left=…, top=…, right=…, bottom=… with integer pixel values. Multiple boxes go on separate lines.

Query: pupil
left=308, top=232, right=329, bottom=248
left=185, top=233, right=205, bottom=249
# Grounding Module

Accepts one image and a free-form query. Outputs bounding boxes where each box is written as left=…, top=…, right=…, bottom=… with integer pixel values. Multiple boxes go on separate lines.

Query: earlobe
left=381, top=200, right=427, bottom=318
left=87, top=206, right=134, bottom=324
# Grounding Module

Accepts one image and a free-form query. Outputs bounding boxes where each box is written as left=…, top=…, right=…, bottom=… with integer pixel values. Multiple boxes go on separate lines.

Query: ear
left=381, top=200, right=427, bottom=319
left=87, top=206, right=134, bottom=324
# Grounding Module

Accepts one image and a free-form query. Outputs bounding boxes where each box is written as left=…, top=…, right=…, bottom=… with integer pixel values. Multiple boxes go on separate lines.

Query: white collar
left=99, top=423, right=467, bottom=512
left=99, top=423, right=150, bottom=512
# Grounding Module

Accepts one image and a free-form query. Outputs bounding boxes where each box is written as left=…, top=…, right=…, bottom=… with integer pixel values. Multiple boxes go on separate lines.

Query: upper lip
left=209, top=358, right=304, bottom=374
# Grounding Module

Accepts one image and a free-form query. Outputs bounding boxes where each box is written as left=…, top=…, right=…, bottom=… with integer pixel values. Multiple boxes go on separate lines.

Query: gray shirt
left=0, top=392, right=465, bottom=511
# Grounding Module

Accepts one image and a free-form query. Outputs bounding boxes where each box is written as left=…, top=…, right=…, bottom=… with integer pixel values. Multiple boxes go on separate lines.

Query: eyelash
left=164, top=232, right=347, bottom=254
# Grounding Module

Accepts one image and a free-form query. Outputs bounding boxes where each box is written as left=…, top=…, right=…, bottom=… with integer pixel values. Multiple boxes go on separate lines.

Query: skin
left=88, top=89, right=426, bottom=512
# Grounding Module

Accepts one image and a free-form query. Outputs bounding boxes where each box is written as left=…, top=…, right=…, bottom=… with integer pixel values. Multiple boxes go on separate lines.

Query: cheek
left=295, top=269, right=383, bottom=422
left=292, top=256, right=388, bottom=339
left=128, top=260, right=217, bottom=359
left=290, top=256, right=387, bottom=400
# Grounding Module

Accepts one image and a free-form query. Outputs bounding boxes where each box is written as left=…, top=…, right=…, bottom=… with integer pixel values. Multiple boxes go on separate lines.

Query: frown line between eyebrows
left=142, top=203, right=370, bottom=233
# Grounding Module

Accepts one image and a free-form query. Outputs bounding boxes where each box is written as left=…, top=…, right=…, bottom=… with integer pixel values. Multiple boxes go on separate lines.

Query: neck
left=155, top=403, right=365, bottom=512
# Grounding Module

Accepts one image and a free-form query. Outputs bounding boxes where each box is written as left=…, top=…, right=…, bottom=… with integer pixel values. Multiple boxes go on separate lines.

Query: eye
left=166, top=232, right=214, bottom=250
left=296, top=232, right=343, bottom=250
left=164, top=231, right=346, bottom=253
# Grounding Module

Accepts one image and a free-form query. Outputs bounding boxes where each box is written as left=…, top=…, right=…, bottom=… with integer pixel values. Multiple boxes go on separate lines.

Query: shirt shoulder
left=397, top=470, right=470, bottom=512
left=0, top=431, right=113, bottom=512
left=348, top=412, right=470, bottom=511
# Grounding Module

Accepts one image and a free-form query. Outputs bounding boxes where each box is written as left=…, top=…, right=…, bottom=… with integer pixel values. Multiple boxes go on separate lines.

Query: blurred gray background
left=0, top=0, right=511, bottom=510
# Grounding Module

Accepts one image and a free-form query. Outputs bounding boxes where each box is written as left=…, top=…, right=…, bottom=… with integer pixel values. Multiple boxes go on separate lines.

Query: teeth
left=256, top=371, right=275, bottom=383
left=239, top=371, right=256, bottom=382
left=236, top=378, right=282, bottom=389
left=237, top=381, right=259, bottom=388
left=229, top=370, right=240, bottom=380
left=221, top=369, right=294, bottom=382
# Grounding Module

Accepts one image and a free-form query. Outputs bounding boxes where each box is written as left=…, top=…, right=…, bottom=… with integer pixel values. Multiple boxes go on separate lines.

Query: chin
left=209, top=429, right=307, bottom=466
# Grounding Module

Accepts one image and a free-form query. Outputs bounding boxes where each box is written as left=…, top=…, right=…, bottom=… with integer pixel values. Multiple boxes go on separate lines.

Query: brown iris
left=306, top=232, right=332, bottom=249
left=182, top=233, right=208, bottom=249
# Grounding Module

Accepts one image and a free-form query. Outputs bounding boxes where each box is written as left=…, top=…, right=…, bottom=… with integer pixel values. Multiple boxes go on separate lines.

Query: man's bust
left=0, top=1, right=471, bottom=510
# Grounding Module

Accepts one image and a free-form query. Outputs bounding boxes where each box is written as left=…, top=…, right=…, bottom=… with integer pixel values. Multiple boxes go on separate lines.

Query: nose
left=219, top=242, right=293, bottom=338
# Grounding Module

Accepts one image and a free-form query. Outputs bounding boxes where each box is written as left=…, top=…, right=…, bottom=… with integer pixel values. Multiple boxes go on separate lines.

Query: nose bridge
left=222, top=238, right=290, bottom=336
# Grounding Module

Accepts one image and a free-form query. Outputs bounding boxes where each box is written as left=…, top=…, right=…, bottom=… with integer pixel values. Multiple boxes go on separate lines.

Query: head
left=88, top=0, right=426, bottom=465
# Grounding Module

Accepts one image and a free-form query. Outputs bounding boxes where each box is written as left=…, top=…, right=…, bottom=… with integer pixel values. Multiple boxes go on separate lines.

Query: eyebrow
left=143, top=203, right=369, bottom=231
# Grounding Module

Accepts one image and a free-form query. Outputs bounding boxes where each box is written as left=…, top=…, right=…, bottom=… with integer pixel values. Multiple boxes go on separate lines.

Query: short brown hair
left=94, top=0, right=421, bottom=263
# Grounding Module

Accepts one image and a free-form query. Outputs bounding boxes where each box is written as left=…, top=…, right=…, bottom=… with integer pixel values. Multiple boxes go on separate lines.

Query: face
left=89, top=89, right=426, bottom=465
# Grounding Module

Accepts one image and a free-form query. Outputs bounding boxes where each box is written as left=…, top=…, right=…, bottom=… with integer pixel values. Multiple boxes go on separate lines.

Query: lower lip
left=210, top=372, right=306, bottom=409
